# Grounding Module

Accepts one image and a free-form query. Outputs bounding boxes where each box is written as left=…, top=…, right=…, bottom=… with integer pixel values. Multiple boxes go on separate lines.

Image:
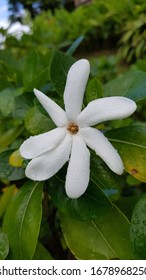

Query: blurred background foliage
left=1, top=0, right=146, bottom=260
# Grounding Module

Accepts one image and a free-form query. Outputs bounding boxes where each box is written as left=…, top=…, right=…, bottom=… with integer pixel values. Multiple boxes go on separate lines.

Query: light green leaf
left=105, top=124, right=146, bottom=182
left=60, top=205, right=133, bottom=260
left=86, top=77, right=103, bottom=103
left=130, top=194, right=146, bottom=259
left=0, top=228, right=9, bottom=260
left=3, top=181, right=43, bottom=260
left=33, top=242, right=53, bottom=260
left=104, top=70, right=146, bottom=102
left=0, top=126, right=24, bottom=153
left=0, top=185, right=16, bottom=218
left=50, top=50, right=75, bottom=95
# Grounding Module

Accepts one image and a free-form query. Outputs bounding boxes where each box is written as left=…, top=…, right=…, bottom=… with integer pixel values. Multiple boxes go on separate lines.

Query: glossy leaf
left=48, top=167, right=112, bottom=221
left=86, top=77, right=103, bottom=103
left=50, top=50, right=75, bottom=95
left=0, top=150, right=25, bottom=181
left=105, top=124, right=146, bottom=182
left=0, top=228, right=9, bottom=260
left=130, top=194, right=146, bottom=259
left=104, top=70, right=146, bottom=102
left=60, top=205, right=133, bottom=260
left=3, top=181, right=43, bottom=260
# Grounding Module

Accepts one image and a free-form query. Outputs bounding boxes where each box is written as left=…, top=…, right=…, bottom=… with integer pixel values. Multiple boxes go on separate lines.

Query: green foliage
left=3, top=181, right=43, bottom=259
left=130, top=194, right=146, bottom=259
left=60, top=205, right=133, bottom=260
left=0, top=45, right=146, bottom=260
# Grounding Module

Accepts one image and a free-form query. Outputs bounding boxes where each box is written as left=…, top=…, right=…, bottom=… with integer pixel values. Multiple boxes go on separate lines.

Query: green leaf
left=0, top=228, right=9, bottom=260
left=0, top=126, right=24, bottom=153
left=91, top=155, right=121, bottom=201
left=50, top=50, right=75, bottom=95
left=24, top=68, right=50, bottom=92
left=0, top=88, right=15, bottom=116
left=104, top=70, right=146, bottom=102
left=33, top=242, right=53, bottom=260
left=0, top=150, right=25, bottom=181
left=130, top=194, right=146, bottom=259
left=86, top=77, right=103, bottom=103
left=105, top=124, right=146, bottom=182
left=23, top=50, right=40, bottom=85
left=3, top=181, right=43, bottom=260
left=25, top=106, right=55, bottom=135
left=48, top=167, right=112, bottom=221
left=66, top=35, right=84, bottom=55
left=0, top=185, right=16, bottom=218
left=60, top=205, right=133, bottom=260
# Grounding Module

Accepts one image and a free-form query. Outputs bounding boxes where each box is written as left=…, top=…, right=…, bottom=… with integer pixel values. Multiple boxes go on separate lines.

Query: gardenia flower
left=20, top=59, right=137, bottom=199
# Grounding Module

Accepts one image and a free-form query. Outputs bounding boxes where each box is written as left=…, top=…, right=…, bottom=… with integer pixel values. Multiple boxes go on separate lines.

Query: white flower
left=20, top=59, right=137, bottom=199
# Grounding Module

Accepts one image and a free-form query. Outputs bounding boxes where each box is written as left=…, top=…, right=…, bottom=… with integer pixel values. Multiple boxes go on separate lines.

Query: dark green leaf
left=86, top=77, right=103, bottom=103
left=24, top=68, right=50, bottom=92
left=23, top=50, right=40, bottom=85
left=91, top=155, right=121, bottom=201
left=104, top=70, right=146, bottom=102
left=3, top=181, right=43, bottom=260
left=50, top=50, right=75, bottom=95
left=25, top=106, right=55, bottom=135
left=0, top=150, right=25, bottom=181
left=0, top=228, right=9, bottom=260
left=60, top=205, right=133, bottom=260
left=105, top=124, right=146, bottom=182
left=48, top=167, right=112, bottom=221
left=130, top=194, right=146, bottom=259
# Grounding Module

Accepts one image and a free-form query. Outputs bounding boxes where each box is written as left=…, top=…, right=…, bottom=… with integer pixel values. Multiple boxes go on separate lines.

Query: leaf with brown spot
left=105, top=124, right=146, bottom=182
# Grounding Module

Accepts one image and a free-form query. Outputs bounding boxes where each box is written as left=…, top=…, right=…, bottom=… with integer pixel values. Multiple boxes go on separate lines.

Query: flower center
left=67, top=122, right=79, bottom=134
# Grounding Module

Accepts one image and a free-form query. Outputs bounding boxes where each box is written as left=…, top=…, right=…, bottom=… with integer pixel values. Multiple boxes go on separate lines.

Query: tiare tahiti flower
left=20, top=59, right=137, bottom=199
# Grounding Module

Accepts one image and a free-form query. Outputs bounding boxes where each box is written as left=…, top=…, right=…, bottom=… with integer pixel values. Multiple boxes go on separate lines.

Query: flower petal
left=64, top=59, right=90, bottom=121
left=78, top=96, right=137, bottom=127
left=34, top=88, right=68, bottom=126
left=20, top=127, right=66, bottom=159
left=25, top=134, right=72, bottom=181
left=65, top=135, right=90, bottom=199
left=80, top=127, right=124, bottom=175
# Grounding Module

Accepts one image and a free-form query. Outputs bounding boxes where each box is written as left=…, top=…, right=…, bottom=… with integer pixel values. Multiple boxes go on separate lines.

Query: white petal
left=64, top=59, right=90, bottom=121
left=34, top=88, right=68, bottom=126
left=65, top=135, right=90, bottom=199
left=25, top=134, right=72, bottom=181
left=20, top=127, right=66, bottom=159
left=80, top=127, right=124, bottom=175
left=78, top=96, right=137, bottom=127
